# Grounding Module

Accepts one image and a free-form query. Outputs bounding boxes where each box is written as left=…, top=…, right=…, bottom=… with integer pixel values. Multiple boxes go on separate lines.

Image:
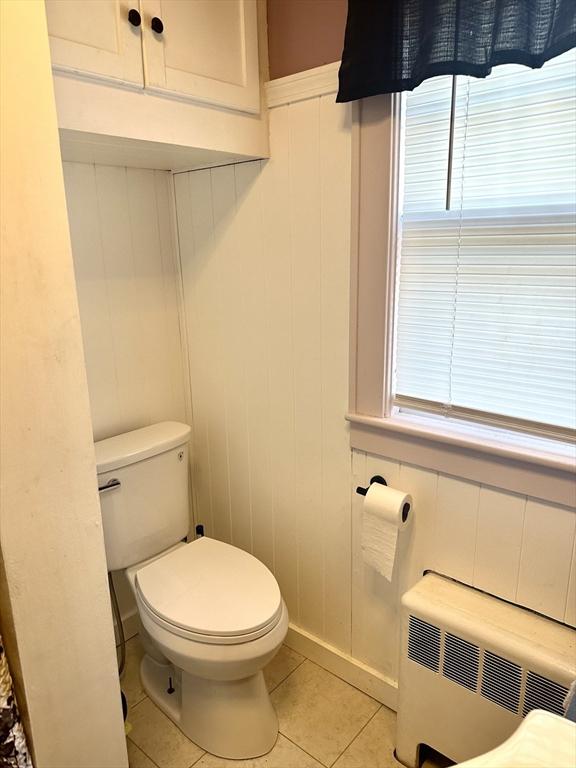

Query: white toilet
left=95, top=421, right=288, bottom=759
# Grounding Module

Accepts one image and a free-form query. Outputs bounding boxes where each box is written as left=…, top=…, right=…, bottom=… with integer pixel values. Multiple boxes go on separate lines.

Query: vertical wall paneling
left=175, top=95, right=354, bottom=652
left=434, top=475, right=481, bottom=583
left=351, top=449, right=366, bottom=661
left=65, top=162, right=188, bottom=629
left=98, top=165, right=150, bottom=432
left=319, top=95, right=354, bottom=650
left=234, top=161, right=275, bottom=573
left=180, top=169, right=233, bottom=543
left=473, top=487, right=526, bottom=601
left=63, top=162, right=187, bottom=442
left=173, top=170, right=213, bottom=536
left=516, top=499, right=576, bottom=621
left=352, top=450, right=576, bottom=679
left=63, top=162, right=122, bottom=435
left=212, top=165, right=253, bottom=553
left=351, top=452, right=402, bottom=678
left=154, top=171, right=188, bottom=425
left=174, top=80, right=576, bottom=692
left=260, top=106, right=299, bottom=621
left=396, top=463, right=438, bottom=596
left=564, top=536, right=576, bottom=626
left=63, top=89, right=576, bottom=696
left=289, top=97, right=324, bottom=639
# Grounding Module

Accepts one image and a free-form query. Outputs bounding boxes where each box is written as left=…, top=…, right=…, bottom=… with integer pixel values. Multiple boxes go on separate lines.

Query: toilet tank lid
left=95, top=422, right=191, bottom=474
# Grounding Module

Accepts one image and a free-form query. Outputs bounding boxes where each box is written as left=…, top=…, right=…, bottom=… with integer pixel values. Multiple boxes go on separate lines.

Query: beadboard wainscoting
left=63, top=162, right=189, bottom=631
left=174, top=67, right=575, bottom=705
left=174, top=87, right=353, bottom=653
left=63, top=162, right=187, bottom=442
left=62, top=66, right=575, bottom=707
left=352, top=450, right=576, bottom=687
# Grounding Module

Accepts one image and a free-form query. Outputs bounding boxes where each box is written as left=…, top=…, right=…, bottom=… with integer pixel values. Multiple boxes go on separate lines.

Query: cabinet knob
left=151, top=16, right=164, bottom=34
left=128, top=8, right=141, bottom=27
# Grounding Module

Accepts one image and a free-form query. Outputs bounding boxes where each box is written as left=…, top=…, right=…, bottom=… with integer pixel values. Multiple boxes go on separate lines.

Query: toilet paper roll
left=361, top=483, right=412, bottom=582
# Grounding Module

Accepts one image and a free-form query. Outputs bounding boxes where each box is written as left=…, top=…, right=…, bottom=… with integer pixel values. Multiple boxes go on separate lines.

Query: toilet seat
left=135, top=537, right=283, bottom=645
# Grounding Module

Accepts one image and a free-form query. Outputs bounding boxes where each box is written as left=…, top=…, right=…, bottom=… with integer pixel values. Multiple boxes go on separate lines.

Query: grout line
left=128, top=694, right=150, bottom=715
left=188, top=750, right=207, bottom=767
left=281, top=732, right=329, bottom=767
left=267, top=655, right=307, bottom=694
left=326, top=704, right=383, bottom=767
left=127, top=736, right=162, bottom=768
left=128, top=697, right=206, bottom=768
left=124, top=690, right=148, bottom=710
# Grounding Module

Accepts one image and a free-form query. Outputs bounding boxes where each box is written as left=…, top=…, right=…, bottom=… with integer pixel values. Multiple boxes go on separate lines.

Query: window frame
left=348, top=95, right=576, bottom=508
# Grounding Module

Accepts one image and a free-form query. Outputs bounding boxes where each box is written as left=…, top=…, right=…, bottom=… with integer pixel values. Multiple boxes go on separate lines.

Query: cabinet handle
left=151, top=16, right=164, bottom=34
left=128, top=8, right=141, bottom=27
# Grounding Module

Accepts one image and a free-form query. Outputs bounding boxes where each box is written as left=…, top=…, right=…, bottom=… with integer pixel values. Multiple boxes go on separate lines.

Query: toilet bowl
left=95, top=422, right=289, bottom=759
left=126, top=537, right=288, bottom=758
left=456, top=710, right=576, bottom=768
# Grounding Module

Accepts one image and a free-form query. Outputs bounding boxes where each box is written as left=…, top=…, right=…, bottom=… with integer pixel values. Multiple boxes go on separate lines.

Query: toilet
left=95, top=421, right=288, bottom=759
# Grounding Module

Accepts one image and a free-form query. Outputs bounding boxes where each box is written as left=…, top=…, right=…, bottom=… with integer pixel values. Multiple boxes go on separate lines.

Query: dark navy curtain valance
left=337, top=0, right=576, bottom=102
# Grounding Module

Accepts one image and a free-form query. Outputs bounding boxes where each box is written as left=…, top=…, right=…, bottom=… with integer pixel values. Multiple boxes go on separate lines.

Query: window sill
left=347, top=412, right=576, bottom=507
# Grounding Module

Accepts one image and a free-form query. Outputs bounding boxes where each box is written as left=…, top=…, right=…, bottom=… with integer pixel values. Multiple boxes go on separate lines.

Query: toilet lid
left=135, top=537, right=282, bottom=638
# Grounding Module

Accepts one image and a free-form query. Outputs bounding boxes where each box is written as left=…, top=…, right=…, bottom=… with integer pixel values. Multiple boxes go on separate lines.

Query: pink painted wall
left=267, top=0, right=347, bottom=80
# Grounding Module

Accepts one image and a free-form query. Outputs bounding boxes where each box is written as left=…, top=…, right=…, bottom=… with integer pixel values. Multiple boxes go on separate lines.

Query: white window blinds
left=395, top=49, right=576, bottom=436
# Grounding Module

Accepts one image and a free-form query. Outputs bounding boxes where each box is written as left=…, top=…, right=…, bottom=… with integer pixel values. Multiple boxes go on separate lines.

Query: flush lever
left=98, top=478, right=121, bottom=493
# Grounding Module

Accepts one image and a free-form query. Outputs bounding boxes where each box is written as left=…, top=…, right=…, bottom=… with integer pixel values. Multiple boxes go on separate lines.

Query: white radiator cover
left=396, top=573, right=576, bottom=767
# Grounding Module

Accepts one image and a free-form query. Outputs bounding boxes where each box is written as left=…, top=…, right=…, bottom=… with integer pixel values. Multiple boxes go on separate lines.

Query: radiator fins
left=480, top=650, right=522, bottom=713
left=523, top=671, right=568, bottom=717
left=407, top=615, right=569, bottom=719
left=407, top=616, right=441, bottom=672
left=443, top=633, right=479, bottom=691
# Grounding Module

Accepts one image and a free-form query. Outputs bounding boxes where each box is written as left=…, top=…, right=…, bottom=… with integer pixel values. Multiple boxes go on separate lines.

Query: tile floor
left=122, top=636, right=448, bottom=768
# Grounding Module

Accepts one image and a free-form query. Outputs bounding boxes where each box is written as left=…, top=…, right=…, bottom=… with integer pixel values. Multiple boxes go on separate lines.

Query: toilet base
left=140, top=654, right=279, bottom=759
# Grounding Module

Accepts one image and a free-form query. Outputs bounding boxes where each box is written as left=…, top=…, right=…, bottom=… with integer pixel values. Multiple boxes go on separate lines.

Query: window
left=394, top=49, right=576, bottom=440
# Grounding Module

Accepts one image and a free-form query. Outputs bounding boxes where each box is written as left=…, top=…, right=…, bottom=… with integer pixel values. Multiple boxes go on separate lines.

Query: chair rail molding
left=265, top=61, right=340, bottom=108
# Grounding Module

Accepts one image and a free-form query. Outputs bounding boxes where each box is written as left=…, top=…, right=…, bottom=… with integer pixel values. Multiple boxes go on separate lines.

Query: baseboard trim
left=285, top=623, right=398, bottom=710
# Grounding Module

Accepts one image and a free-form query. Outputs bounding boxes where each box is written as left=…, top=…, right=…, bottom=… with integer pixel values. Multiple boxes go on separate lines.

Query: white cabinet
left=45, top=0, right=261, bottom=114
left=45, top=1, right=143, bottom=86
left=141, top=0, right=260, bottom=113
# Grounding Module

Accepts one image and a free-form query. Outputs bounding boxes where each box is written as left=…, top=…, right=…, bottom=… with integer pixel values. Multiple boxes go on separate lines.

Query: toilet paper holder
left=356, top=475, right=387, bottom=496
left=356, top=475, right=411, bottom=522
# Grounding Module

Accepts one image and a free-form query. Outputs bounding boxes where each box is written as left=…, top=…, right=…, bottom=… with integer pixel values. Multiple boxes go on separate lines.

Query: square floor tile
left=129, top=697, right=204, bottom=768
left=127, top=738, right=158, bottom=768
left=333, top=707, right=399, bottom=768
left=194, top=734, right=323, bottom=767
left=271, top=660, right=380, bottom=766
left=121, top=636, right=146, bottom=709
left=264, top=645, right=305, bottom=692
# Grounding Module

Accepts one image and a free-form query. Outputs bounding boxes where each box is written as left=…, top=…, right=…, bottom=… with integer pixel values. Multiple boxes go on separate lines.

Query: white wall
left=60, top=68, right=575, bottom=701
left=0, top=2, right=128, bottom=765
left=174, top=82, right=576, bottom=689
left=63, top=162, right=187, bottom=442
left=352, top=449, right=576, bottom=683
left=174, top=93, right=353, bottom=650
left=63, top=162, right=189, bottom=627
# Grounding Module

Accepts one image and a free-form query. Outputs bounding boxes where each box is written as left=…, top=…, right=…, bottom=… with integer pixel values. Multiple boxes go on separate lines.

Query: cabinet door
left=45, top=0, right=143, bottom=86
left=141, top=0, right=260, bottom=114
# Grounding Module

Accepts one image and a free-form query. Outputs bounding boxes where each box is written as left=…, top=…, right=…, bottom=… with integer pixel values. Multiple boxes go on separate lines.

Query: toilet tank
left=95, top=422, right=191, bottom=571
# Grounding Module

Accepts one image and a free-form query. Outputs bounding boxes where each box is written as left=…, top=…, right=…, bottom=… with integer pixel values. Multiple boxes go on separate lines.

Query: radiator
left=396, top=573, right=576, bottom=767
